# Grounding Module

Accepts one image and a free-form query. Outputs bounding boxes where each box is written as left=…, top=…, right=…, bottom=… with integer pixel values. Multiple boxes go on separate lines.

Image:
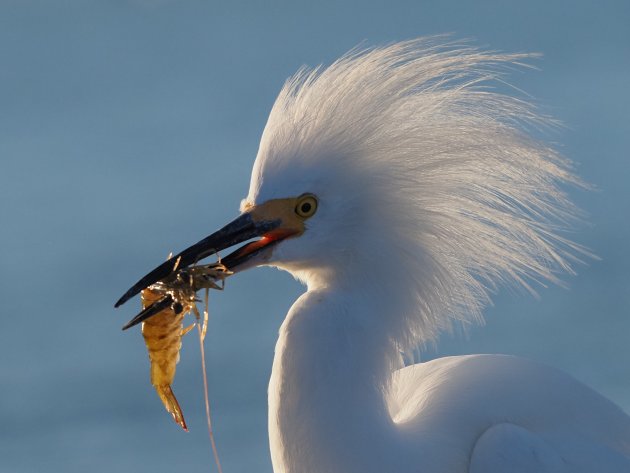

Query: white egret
left=118, top=38, right=630, bottom=472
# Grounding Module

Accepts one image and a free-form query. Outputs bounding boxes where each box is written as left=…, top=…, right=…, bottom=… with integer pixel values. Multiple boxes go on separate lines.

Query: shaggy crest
left=247, top=38, right=585, bottom=348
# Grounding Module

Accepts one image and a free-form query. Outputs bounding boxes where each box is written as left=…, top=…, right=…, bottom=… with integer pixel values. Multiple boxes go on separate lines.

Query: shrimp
left=123, top=261, right=230, bottom=430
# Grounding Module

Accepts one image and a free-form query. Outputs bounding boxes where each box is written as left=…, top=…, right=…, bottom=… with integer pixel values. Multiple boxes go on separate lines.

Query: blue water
left=1, top=1, right=629, bottom=472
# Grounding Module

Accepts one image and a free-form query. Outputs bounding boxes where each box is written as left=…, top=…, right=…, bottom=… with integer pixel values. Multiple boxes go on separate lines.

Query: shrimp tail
left=155, top=384, right=188, bottom=431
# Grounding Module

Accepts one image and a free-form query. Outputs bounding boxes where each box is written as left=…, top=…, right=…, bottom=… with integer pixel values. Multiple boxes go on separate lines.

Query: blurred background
left=1, top=1, right=628, bottom=472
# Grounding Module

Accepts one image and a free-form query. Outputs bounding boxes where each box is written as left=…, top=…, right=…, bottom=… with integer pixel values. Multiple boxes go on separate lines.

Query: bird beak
left=115, top=202, right=301, bottom=308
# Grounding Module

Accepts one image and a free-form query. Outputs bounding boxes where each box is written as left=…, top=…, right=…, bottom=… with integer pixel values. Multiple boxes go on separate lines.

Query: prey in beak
left=115, top=194, right=318, bottom=326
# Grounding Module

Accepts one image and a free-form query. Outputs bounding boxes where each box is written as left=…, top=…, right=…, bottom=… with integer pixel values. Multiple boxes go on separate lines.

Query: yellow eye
left=295, top=194, right=318, bottom=219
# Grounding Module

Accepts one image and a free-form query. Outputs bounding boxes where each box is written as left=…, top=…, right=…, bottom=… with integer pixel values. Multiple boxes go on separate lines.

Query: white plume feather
left=248, top=38, right=587, bottom=349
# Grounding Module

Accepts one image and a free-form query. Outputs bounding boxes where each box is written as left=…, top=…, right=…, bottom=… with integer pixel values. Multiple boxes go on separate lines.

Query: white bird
left=118, top=38, right=630, bottom=472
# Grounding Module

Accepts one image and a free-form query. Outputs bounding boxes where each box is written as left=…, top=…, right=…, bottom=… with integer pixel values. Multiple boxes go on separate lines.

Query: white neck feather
left=268, top=270, right=414, bottom=473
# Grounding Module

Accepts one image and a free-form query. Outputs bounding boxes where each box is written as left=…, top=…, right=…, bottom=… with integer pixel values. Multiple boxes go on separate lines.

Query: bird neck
left=268, top=277, right=410, bottom=473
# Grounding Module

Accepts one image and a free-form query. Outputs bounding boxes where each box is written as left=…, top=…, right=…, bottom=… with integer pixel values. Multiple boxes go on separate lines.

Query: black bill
left=114, top=212, right=281, bottom=308
left=121, top=295, right=174, bottom=331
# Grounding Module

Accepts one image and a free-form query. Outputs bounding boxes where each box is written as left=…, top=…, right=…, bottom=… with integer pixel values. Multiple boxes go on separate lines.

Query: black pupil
left=301, top=202, right=312, bottom=214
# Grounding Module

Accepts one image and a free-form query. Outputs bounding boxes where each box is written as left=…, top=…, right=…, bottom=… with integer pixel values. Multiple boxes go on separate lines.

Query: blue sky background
left=1, top=1, right=628, bottom=472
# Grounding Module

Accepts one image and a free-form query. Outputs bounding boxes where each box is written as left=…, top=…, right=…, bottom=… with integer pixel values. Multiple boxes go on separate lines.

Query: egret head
left=235, top=39, right=585, bottom=318
left=118, top=38, right=585, bottom=345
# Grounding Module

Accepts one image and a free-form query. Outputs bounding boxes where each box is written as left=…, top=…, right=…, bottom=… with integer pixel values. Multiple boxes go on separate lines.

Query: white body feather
left=242, top=39, right=630, bottom=472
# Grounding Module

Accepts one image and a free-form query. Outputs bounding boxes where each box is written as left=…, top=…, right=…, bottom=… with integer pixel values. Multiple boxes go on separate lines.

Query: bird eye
left=295, top=194, right=318, bottom=219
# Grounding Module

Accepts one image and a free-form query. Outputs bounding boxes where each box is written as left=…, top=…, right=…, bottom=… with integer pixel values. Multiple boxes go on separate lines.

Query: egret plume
left=247, top=38, right=586, bottom=350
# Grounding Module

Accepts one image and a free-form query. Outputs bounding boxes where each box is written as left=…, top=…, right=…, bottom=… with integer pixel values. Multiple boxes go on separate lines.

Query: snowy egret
left=117, top=39, right=630, bottom=472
